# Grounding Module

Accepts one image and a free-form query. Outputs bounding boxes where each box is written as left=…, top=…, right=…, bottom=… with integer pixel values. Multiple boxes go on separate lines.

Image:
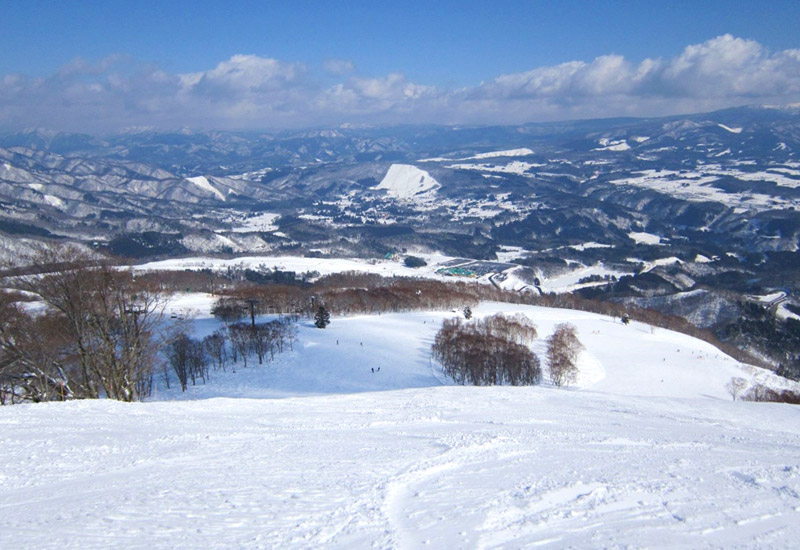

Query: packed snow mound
left=376, top=164, right=440, bottom=200
left=186, top=176, right=226, bottom=201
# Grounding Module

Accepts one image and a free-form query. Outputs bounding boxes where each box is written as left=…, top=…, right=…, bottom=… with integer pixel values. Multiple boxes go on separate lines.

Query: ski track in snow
left=2, top=301, right=800, bottom=549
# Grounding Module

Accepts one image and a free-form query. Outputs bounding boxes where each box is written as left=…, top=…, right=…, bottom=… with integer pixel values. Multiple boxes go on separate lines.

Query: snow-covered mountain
left=375, top=164, right=440, bottom=200
left=1, top=105, right=799, bottom=259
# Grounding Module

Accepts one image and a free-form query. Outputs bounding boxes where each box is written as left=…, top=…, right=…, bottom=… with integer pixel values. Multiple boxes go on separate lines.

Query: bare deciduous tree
left=0, top=298, right=74, bottom=403
left=8, top=244, right=175, bottom=401
left=725, top=377, right=748, bottom=401
left=228, top=324, right=252, bottom=368
left=547, top=323, right=583, bottom=388
left=166, top=333, right=192, bottom=392
left=204, top=330, right=229, bottom=372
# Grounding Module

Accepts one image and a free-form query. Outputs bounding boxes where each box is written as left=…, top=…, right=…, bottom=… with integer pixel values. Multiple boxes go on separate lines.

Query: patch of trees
left=165, top=333, right=209, bottom=392
left=164, top=318, right=297, bottom=392
left=742, top=384, right=800, bottom=405
left=243, top=268, right=311, bottom=286
left=106, top=231, right=189, bottom=259
left=1, top=245, right=175, bottom=404
left=432, top=313, right=541, bottom=386
left=212, top=277, right=499, bottom=321
left=404, top=256, right=427, bottom=268
left=132, top=265, right=320, bottom=295
left=135, top=269, right=230, bottom=294
left=577, top=274, right=617, bottom=285
left=0, top=218, right=53, bottom=237
left=719, top=301, right=800, bottom=379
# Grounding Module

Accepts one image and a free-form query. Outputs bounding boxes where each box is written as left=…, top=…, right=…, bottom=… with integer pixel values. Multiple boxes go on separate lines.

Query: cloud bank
left=1, top=35, right=798, bottom=133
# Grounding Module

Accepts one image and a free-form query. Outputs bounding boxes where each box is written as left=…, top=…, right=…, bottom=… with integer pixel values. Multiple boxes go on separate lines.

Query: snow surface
left=2, top=298, right=800, bottom=549
left=375, top=164, right=440, bottom=200
left=230, top=212, right=280, bottom=233
left=447, top=161, right=542, bottom=175
left=43, top=194, right=64, bottom=208
left=610, top=169, right=800, bottom=212
left=629, top=231, right=663, bottom=245
left=465, top=148, right=535, bottom=160
left=539, top=263, right=628, bottom=293
left=186, top=176, right=226, bottom=201
left=595, top=139, right=631, bottom=151
left=640, top=256, right=684, bottom=273
left=718, top=124, right=743, bottom=134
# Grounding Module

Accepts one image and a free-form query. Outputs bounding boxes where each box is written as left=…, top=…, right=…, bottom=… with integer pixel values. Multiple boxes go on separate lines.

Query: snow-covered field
left=610, top=168, right=800, bottom=212
left=134, top=254, right=636, bottom=296
left=3, top=297, right=800, bottom=549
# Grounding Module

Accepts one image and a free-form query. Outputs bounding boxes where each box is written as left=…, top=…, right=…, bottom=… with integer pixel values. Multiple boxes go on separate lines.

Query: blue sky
left=1, top=1, right=799, bottom=132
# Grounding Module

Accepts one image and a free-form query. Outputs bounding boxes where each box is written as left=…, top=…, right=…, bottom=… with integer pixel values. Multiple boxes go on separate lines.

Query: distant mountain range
left=1, top=104, right=797, bottom=258
left=2, top=105, right=800, bottom=374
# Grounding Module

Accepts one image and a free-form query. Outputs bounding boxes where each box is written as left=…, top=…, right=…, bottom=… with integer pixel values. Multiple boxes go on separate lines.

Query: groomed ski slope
left=2, top=301, right=800, bottom=549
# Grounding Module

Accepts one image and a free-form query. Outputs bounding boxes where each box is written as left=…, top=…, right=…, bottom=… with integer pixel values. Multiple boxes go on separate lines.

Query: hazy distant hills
left=0, top=104, right=798, bottom=262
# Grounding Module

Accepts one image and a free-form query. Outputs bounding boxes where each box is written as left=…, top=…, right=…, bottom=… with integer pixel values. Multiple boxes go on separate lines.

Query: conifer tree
left=314, top=306, right=331, bottom=328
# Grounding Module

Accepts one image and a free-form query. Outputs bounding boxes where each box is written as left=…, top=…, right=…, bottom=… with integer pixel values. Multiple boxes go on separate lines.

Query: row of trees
left=164, top=318, right=298, bottom=392
left=432, top=314, right=542, bottom=386
left=210, top=274, right=503, bottom=322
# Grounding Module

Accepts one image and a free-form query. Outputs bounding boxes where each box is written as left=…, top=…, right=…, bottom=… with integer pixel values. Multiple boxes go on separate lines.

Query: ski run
left=2, top=298, right=800, bottom=549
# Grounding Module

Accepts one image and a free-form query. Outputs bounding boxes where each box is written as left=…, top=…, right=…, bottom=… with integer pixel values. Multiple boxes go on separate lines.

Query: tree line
left=209, top=270, right=758, bottom=373
left=2, top=246, right=777, bottom=403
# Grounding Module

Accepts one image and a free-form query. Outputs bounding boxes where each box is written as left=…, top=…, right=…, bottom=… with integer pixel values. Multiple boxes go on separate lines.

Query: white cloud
left=1, top=35, right=799, bottom=133
left=323, top=59, right=355, bottom=76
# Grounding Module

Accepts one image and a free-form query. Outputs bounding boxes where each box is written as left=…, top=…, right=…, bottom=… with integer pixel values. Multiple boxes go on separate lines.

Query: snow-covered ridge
left=595, top=138, right=631, bottom=151
left=375, top=164, right=440, bottom=200
left=447, top=160, right=541, bottom=175
left=465, top=148, right=534, bottom=160
left=418, top=148, right=534, bottom=163
left=186, top=176, right=226, bottom=201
